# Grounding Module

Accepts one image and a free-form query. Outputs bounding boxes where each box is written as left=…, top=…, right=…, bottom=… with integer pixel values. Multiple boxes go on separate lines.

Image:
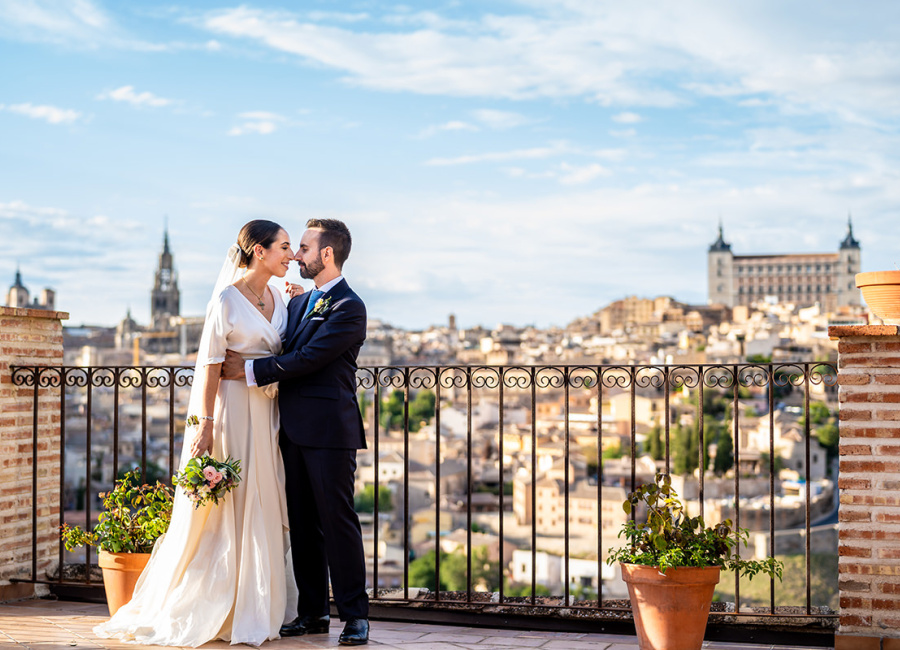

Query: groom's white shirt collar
left=315, top=275, right=343, bottom=294
left=245, top=275, right=345, bottom=387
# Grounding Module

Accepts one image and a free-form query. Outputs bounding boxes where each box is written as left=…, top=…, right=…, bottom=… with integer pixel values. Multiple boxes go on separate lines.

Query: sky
left=2, top=1, right=900, bottom=330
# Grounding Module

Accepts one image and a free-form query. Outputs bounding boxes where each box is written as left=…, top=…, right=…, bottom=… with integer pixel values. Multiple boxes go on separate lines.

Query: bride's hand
left=285, top=281, right=305, bottom=299
left=190, top=420, right=214, bottom=457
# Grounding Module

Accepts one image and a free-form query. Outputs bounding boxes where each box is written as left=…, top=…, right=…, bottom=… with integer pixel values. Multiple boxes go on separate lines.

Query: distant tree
left=713, top=429, right=734, bottom=475
left=354, top=484, right=393, bottom=513
left=672, top=424, right=699, bottom=476
left=799, top=401, right=831, bottom=427
left=380, top=389, right=435, bottom=432
left=747, top=354, right=772, bottom=364
left=815, top=420, right=840, bottom=467
left=645, top=426, right=664, bottom=461
left=602, top=441, right=624, bottom=460
left=409, top=390, right=436, bottom=431
left=407, top=546, right=500, bottom=592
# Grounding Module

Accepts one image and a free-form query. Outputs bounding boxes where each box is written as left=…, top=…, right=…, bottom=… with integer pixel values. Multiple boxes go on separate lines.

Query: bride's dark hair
left=237, top=220, right=283, bottom=268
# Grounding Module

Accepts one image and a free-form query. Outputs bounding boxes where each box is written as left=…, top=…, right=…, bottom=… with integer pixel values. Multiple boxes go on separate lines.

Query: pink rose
left=203, top=466, right=217, bottom=482
left=212, top=470, right=224, bottom=486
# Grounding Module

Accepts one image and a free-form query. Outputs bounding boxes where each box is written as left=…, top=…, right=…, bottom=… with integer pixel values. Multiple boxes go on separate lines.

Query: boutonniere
left=308, top=295, right=333, bottom=318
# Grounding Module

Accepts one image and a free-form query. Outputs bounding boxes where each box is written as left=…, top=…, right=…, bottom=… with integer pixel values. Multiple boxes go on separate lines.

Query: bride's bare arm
left=189, top=363, right=222, bottom=457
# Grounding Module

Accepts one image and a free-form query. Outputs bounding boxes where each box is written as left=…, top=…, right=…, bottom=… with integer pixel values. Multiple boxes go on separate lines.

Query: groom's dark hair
left=307, top=218, right=352, bottom=269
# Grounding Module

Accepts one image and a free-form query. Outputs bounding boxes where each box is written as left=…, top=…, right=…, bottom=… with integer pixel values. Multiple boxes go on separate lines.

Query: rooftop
left=0, top=599, right=832, bottom=650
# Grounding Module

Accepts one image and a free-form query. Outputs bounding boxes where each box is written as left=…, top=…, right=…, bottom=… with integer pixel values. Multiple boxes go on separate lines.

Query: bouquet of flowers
left=172, top=455, right=242, bottom=509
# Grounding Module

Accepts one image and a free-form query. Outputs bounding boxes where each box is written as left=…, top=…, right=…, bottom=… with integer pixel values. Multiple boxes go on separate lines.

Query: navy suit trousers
left=280, top=434, right=369, bottom=621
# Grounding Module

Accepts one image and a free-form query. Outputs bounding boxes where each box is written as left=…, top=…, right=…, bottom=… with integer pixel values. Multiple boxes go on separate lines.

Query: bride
left=95, top=220, right=299, bottom=646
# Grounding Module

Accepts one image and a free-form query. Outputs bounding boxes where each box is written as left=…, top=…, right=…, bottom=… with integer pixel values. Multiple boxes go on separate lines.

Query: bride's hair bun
left=237, top=220, right=284, bottom=268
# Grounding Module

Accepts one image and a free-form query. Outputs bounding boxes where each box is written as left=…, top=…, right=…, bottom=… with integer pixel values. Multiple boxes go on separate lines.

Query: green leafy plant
left=60, top=469, right=174, bottom=554
left=607, top=473, right=783, bottom=579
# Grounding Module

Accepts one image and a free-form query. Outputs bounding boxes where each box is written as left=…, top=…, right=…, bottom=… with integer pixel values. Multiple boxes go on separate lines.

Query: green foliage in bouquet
left=607, top=473, right=783, bottom=579
left=60, top=469, right=173, bottom=554
left=172, top=455, right=242, bottom=508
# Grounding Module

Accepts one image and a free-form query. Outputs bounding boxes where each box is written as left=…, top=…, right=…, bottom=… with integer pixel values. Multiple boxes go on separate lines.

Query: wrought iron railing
left=11, top=362, right=839, bottom=626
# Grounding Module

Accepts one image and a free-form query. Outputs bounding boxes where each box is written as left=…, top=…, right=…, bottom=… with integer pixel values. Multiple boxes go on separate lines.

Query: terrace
left=2, top=307, right=898, bottom=649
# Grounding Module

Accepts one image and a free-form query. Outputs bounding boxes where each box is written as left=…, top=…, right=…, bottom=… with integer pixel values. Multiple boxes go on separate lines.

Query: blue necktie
left=304, top=289, right=325, bottom=318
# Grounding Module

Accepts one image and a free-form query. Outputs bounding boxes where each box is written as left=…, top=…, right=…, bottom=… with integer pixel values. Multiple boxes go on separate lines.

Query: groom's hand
left=221, top=349, right=247, bottom=380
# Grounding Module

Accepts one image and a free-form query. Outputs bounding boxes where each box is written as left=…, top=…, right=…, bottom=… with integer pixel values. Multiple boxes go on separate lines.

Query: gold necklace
left=242, top=277, right=266, bottom=310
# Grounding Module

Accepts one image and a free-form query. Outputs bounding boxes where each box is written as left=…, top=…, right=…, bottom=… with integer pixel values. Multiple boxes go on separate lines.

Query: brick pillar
left=830, top=324, right=900, bottom=649
left=0, top=306, right=68, bottom=601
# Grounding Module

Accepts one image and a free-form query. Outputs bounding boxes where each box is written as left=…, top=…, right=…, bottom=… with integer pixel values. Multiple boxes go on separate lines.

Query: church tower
left=6, top=267, right=29, bottom=308
left=707, top=222, right=734, bottom=307
left=836, top=215, right=862, bottom=308
left=150, top=226, right=180, bottom=329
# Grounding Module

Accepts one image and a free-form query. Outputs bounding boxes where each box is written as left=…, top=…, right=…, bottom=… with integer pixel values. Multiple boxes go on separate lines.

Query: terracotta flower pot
left=98, top=550, right=151, bottom=616
left=620, top=563, right=721, bottom=650
left=856, top=271, right=900, bottom=325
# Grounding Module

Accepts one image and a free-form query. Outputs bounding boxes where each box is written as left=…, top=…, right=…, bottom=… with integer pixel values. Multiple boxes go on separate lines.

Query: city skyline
left=3, top=1, right=900, bottom=328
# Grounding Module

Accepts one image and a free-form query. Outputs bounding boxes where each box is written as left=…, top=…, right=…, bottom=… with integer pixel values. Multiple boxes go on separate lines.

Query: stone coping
left=0, top=306, right=69, bottom=320
left=828, top=324, right=900, bottom=338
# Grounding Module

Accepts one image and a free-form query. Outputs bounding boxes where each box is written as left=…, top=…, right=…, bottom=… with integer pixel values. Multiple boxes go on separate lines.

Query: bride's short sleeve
left=197, top=289, right=234, bottom=365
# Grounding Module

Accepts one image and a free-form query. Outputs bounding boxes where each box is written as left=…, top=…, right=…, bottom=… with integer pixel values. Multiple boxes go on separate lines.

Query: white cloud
left=558, top=162, right=610, bottom=185
left=610, top=128, right=636, bottom=138
left=426, top=141, right=574, bottom=166
left=228, top=111, right=287, bottom=136
left=196, top=3, right=900, bottom=122
left=418, top=120, right=479, bottom=138
left=0, top=0, right=110, bottom=42
left=471, top=109, right=533, bottom=129
left=2, top=102, right=81, bottom=124
left=612, top=111, right=642, bottom=124
left=97, top=85, right=173, bottom=108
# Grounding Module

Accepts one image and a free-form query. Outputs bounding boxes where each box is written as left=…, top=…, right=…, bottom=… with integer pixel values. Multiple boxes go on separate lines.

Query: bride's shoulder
left=208, top=285, right=239, bottom=312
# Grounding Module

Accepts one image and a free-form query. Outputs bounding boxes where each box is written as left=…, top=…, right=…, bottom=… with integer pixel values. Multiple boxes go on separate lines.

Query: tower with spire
left=707, top=221, right=734, bottom=306
left=6, top=266, right=29, bottom=308
left=836, top=215, right=861, bottom=308
left=707, top=218, right=862, bottom=311
left=5, top=266, right=55, bottom=310
left=150, top=225, right=180, bottom=329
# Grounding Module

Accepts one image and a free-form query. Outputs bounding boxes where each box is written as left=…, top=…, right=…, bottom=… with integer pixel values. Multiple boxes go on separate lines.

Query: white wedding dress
left=95, top=285, right=296, bottom=647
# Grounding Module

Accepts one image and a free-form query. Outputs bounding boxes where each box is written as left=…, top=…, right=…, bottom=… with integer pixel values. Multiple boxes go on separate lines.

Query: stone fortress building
left=5, top=267, right=55, bottom=311
left=708, top=218, right=861, bottom=311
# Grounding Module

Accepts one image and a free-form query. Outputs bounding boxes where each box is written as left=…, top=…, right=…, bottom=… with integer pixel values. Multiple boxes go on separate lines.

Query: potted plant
left=607, top=473, right=783, bottom=650
left=60, top=469, right=173, bottom=615
left=856, top=271, right=900, bottom=325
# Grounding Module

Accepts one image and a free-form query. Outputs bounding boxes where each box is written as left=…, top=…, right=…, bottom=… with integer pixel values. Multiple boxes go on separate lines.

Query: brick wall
left=830, top=324, right=900, bottom=649
left=0, top=306, right=68, bottom=601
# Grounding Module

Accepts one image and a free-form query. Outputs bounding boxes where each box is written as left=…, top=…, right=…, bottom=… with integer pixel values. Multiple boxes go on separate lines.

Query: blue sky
left=2, top=1, right=900, bottom=329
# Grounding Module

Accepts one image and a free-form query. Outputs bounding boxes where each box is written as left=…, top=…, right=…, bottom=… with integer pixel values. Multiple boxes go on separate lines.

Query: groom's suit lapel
left=285, top=279, right=350, bottom=352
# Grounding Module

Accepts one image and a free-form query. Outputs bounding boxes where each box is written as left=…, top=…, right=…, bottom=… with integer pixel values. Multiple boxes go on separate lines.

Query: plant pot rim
left=856, top=270, right=900, bottom=288
left=620, top=562, right=721, bottom=587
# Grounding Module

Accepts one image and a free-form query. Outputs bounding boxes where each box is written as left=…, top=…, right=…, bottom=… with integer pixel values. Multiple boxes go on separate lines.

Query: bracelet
left=186, top=415, right=215, bottom=426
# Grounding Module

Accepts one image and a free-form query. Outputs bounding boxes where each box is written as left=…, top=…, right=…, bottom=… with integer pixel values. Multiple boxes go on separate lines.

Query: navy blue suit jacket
left=253, top=279, right=367, bottom=449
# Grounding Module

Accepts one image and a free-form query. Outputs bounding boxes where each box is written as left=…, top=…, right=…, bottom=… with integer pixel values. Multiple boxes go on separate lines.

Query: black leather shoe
left=279, top=614, right=330, bottom=637
left=339, top=618, right=369, bottom=645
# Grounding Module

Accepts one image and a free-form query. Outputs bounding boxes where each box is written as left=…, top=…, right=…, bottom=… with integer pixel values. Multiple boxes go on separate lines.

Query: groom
left=222, top=218, right=369, bottom=646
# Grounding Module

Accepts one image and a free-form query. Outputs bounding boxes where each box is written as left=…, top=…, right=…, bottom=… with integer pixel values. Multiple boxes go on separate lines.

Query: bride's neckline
left=227, top=284, right=277, bottom=324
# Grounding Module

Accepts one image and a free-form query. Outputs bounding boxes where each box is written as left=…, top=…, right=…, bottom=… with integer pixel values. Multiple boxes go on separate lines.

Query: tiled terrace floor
left=0, top=599, right=832, bottom=650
